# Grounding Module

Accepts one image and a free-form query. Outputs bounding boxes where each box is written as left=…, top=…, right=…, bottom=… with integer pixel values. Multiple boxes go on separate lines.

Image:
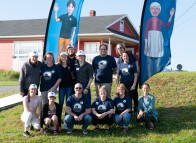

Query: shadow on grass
left=56, top=105, right=196, bottom=138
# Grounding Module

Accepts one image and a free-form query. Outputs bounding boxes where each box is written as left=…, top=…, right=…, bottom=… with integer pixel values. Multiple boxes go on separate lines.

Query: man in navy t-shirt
left=92, top=44, right=117, bottom=97
left=64, top=83, right=92, bottom=135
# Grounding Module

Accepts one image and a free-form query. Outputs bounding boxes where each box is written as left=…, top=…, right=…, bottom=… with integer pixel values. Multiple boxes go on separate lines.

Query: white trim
left=78, top=33, right=139, bottom=43
left=125, top=15, right=139, bottom=35
left=0, top=35, right=44, bottom=38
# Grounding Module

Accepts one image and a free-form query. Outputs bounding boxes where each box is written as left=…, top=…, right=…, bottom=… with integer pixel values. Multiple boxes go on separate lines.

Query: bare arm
left=54, top=4, right=60, bottom=22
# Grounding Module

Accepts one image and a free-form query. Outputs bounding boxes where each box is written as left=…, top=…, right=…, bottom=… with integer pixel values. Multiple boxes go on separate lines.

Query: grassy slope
left=0, top=72, right=196, bottom=143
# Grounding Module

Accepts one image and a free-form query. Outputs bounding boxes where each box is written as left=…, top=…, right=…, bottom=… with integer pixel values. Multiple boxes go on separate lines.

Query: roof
left=0, top=14, right=139, bottom=39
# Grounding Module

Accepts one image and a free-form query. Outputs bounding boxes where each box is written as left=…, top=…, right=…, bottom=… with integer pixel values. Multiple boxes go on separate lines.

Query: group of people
left=19, top=43, right=159, bottom=137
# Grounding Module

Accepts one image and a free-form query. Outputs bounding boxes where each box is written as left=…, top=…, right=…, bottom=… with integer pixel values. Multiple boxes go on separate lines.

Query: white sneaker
left=64, top=123, right=68, bottom=130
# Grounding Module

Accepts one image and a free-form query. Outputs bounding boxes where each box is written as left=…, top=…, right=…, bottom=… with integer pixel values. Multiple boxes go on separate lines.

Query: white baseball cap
left=76, top=50, right=85, bottom=56
left=29, top=84, right=37, bottom=89
left=48, top=92, right=56, bottom=98
left=30, top=51, right=38, bottom=57
left=60, top=52, right=68, bottom=56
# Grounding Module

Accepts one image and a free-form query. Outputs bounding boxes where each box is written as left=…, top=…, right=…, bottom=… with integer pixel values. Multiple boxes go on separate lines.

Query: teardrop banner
left=44, top=0, right=84, bottom=61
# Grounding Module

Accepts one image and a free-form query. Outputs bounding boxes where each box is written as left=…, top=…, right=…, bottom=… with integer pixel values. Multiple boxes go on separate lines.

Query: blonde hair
left=116, top=83, right=128, bottom=96
left=115, top=43, right=126, bottom=57
left=99, top=85, right=108, bottom=96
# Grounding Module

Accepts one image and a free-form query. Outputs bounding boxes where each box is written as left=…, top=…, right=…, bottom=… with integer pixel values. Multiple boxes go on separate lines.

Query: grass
left=0, top=69, right=19, bottom=86
left=0, top=72, right=196, bottom=142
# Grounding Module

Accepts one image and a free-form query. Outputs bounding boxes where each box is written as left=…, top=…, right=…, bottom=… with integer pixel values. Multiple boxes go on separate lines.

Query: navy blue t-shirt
left=92, top=97, right=114, bottom=114
left=92, top=55, right=117, bottom=83
left=117, top=62, right=137, bottom=85
left=113, top=95, right=132, bottom=114
left=40, top=64, right=62, bottom=92
left=67, top=95, right=91, bottom=116
left=59, top=14, right=77, bottom=39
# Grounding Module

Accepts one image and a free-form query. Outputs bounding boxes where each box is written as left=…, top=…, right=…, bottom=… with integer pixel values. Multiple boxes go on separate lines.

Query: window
left=120, top=20, right=124, bottom=32
left=14, top=41, right=42, bottom=58
left=84, top=42, right=100, bottom=54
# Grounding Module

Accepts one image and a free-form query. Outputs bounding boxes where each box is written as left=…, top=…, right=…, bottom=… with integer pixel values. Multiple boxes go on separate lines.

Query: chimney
left=89, top=10, right=96, bottom=16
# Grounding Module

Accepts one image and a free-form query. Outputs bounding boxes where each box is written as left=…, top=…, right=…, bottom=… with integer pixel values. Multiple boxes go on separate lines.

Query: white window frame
left=120, top=20, right=124, bottom=32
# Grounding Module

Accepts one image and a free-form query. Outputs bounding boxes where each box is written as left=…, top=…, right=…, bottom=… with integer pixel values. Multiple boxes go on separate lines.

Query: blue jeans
left=59, top=86, right=74, bottom=115
left=115, top=113, right=131, bottom=128
left=64, top=114, right=92, bottom=130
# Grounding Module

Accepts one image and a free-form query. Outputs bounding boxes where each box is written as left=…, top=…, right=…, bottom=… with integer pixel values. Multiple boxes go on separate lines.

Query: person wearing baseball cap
left=21, top=84, right=42, bottom=137
left=75, top=50, right=93, bottom=103
left=40, top=92, right=61, bottom=136
left=19, top=50, right=42, bottom=97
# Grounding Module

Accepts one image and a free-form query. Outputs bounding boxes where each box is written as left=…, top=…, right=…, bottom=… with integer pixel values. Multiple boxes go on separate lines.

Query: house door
left=12, top=41, right=42, bottom=71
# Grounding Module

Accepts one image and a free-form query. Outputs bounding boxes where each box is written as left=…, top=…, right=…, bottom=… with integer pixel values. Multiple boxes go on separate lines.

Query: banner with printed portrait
left=44, top=0, right=84, bottom=61
left=139, top=0, right=176, bottom=86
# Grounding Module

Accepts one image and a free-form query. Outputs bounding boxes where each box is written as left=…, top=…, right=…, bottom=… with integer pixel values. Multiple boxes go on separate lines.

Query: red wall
left=109, top=20, right=134, bottom=37
left=0, top=41, right=13, bottom=70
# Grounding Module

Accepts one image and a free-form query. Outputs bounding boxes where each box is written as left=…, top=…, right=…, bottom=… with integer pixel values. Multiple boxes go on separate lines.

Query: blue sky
left=0, top=0, right=195, bottom=71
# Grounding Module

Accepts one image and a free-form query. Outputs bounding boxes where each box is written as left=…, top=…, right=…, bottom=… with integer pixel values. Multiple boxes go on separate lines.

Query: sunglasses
left=75, top=87, right=82, bottom=89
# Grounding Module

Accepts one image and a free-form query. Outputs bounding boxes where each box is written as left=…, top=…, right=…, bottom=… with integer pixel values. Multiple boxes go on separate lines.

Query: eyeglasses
left=75, top=87, right=82, bottom=89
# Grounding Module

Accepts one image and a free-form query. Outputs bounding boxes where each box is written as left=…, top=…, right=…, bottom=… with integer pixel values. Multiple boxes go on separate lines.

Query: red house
left=0, top=12, right=139, bottom=71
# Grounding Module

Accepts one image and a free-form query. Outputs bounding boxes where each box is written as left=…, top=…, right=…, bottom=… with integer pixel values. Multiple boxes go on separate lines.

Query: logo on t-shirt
left=98, top=60, right=107, bottom=69
left=97, top=104, right=106, bottom=112
left=121, top=68, right=129, bottom=75
left=73, top=103, right=82, bottom=113
left=117, top=103, right=124, bottom=111
left=43, top=71, right=52, bottom=80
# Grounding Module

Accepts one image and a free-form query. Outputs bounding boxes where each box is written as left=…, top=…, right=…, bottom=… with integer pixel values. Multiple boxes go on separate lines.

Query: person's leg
left=58, top=87, right=66, bottom=116
left=64, top=114, right=74, bottom=130
left=91, top=114, right=100, bottom=126
left=114, top=114, right=122, bottom=126
left=65, top=86, right=74, bottom=105
left=122, top=113, right=131, bottom=128
left=133, top=82, right=139, bottom=113
left=58, top=38, right=66, bottom=57
left=21, top=112, right=33, bottom=131
left=51, top=115, right=59, bottom=135
left=41, top=91, right=48, bottom=105
left=64, top=39, right=71, bottom=51
left=82, top=83, right=91, bottom=104
left=44, top=118, right=52, bottom=128
left=104, top=83, right=112, bottom=97
left=82, top=114, right=92, bottom=130
left=104, top=114, right=114, bottom=126
left=95, top=83, right=101, bottom=97
left=31, top=115, right=41, bottom=130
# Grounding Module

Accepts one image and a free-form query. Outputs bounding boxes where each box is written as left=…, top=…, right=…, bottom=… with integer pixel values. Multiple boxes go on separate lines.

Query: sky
left=0, top=0, right=196, bottom=71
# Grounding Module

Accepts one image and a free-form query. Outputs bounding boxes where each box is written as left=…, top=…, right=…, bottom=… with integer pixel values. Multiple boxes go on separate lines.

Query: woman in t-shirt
left=117, top=51, right=138, bottom=111
left=113, top=84, right=132, bottom=132
left=91, top=85, right=114, bottom=131
left=21, top=84, right=42, bottom=137
left=57, top=51, right=75, bottom=116
left=40, top=92, right=61, bottom=136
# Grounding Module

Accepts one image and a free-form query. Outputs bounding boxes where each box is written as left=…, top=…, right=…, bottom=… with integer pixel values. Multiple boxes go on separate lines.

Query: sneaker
left=82, top=129, right=88, bottom=135
left=44, top=128, right=49, bottom=134
left=23, top=131, right=32, bottom=137
left=64, top=123, right=68, bottom=130
left=94, top=125, right=99, bottom=131
left=30, top=125, right=34, bottom=130
left=123, top=127, right=128, bottom=133
left=53, top=130, right=58, bottom=136
left=67, top=129, right=72, bottom=134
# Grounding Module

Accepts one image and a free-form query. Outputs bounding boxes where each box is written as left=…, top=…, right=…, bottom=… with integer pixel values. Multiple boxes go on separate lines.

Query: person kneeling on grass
left=40, top=92, right=61, bottom=136
left=137, top=83, right=159, bottom=130
left=91, top=85, right=114, bottom=131
left=21, top=84, right=42, bottom=137
left=113, top=84, right=132, bottom=132
left=64, top=83, right=92, bottom=135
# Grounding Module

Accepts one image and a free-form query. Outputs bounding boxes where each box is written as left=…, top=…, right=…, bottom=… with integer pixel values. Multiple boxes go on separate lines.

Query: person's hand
left=130, top=85, right=135, bottom=90
left=83, top=89, right=88, bottom=95
left=170, top=8, right=175, bottom=16
left=78, top=114, right=84, bottom=121
left=49, top=86, right=56, bottom=92
left=118, top=114, right=123, bottom=121
left=74, top=115, right=79, bottom=121
left=20, top=92, right=24, bottom=96
left=54, top=3, right=59, bottom=12
left=137, top=111, right=143, bottom=119
left=40, top=128, right=44, bottom=134
left=96, top=113, right=102, bottom=119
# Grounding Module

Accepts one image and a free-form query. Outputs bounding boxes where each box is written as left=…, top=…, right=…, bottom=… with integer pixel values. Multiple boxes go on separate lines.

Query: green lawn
left=0, top=72, right=196, bottom=143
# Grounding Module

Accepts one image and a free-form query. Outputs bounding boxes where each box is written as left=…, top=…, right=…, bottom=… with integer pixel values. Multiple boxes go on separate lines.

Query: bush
left=0, top=69, right=19, bottom=79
